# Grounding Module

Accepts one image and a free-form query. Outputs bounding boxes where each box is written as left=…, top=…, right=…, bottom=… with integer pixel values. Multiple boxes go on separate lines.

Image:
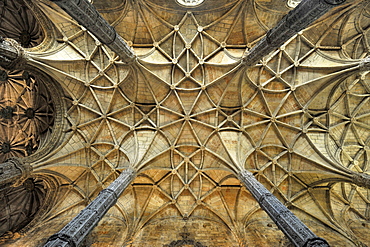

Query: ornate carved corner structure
left=242, top=0, right=347, bottom=66
left=0, top=37, right=28, bottom=70
left=238, top=170, right=330, bottom=247
left=0, top=157, right=32, bottom=187
left=50, top=0, right=135, bottom=64
left=326, top=166, right=370, bottom=189
left=351, top=172, right=370, bottom=189
left=359, top=56, right=370, bottom=71
left=164, top=226, right=207, bottom=247
left=43, top=168, right=136, bottom=247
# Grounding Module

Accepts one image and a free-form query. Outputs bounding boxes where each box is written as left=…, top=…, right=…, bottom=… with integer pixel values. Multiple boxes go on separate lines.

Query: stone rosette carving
left=0, top=68, right=65, bottom=164
left=0, top=0, right=45, bottom=48
left=0, top=175, right=58, bottom=242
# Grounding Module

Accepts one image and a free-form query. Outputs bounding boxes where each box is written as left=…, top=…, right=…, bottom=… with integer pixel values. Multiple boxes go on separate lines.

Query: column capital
left=359, top=56, right=370, bottom=72
left=352, top=172, right=370, bottom=189
left=0, top=37, right=27, bottom=70
left=304, top=237, right=330, bottom=247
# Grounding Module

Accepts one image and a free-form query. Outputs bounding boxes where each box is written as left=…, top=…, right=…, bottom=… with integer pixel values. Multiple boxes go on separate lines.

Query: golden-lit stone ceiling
left=0, top=70, right=55, bottom=162
left=1, top=0, right=370, bottom=246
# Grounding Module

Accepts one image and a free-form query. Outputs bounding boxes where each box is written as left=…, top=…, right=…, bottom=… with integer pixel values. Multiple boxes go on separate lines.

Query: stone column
left=44, top=167, right=136, bottom=247
left=50, top=0, right=135, bottom=63
left=0, top=157, right=31, bottom=187
left=0, top=37, right=27, bottom=70
left=238, top=169, right=329, bottom=247
left=243, top=0, right=346, bottom=66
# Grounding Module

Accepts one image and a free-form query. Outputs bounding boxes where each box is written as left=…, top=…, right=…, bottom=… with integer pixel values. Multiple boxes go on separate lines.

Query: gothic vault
left=0, top=0, right=370, bottom=246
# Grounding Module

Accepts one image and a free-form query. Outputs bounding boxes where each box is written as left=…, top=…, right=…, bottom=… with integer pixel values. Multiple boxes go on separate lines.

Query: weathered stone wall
left=131, top=217, right=239, bottom=247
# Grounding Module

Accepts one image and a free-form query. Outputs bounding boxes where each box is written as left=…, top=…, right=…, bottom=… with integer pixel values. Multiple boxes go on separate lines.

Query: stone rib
left=51, top=0, right=135, bottom=63
left=238, top=169, right=330, bottom=247
left=243, top=0, right=346, bottom=66
left=44, top=168, right=136, bottom=247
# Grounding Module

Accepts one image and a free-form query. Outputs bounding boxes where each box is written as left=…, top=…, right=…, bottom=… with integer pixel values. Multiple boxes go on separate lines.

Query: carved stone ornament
left=176, top=0, right=205, bottom=7
left=359, top=56, right=370, bottom=71
left=0, top=0, right=45, bottom=48
left=352, top=172, right=370, bottom=189
left=0, top=177, right=47, bottom=241
left=0, top=157, right=32, bottom=187
left=164, top=226, right=207, bottom=247
left=0, top=69, right=55, bottom=163
left=304, top=238, right=333, bottom=247
left=287, top=0, right=302, bottom=8
left=0, top=37, right=27, bottom=70
left=50, top=0, right=135, bottom=63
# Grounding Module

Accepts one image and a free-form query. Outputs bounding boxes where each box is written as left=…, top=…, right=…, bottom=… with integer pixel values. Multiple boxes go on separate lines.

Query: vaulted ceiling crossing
left=0, top=0, right=369, bottom=246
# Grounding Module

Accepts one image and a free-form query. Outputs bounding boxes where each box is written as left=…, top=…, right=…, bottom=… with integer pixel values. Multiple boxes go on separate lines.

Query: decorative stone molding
left=0, top=68, right=63, bottom=163
left=164, top=226, right=207, bottom=247
left=0, top=174, right=59, bottom=244
left=359, top=56, right=370, bottom=71
left=238, top=169, right=329, bottom=247
left=351, top=172, right=370, bottom=189
left=243, top=0, right=347, bottom=66
left=0, top=37, right=27, bottom=70
left=0, top=157, right=32, bottom=187
left=176, top=0, right=205, bottom=7
left=44, top=168, right=136, bottom=247
left=50, top=0, right=135, bottom=63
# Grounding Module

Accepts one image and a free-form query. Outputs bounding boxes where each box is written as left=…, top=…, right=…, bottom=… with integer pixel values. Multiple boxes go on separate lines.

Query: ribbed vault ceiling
left=1, top=0, right=370, bottom=246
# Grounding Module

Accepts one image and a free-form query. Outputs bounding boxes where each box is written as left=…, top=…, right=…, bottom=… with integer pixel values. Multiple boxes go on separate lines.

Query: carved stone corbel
left=351, top=172, right=370, bottom=189
left=359, top=56, right=370, bottom=71
left=0, top=157, right=32, bottom=187
left=0, top=37, right=28, bottom=70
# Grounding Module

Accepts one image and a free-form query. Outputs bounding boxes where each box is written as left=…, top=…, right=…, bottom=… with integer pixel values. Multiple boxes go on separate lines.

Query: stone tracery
left=0, top=69, right=55, bottom=163
left=1, top=0, right=370, bottom=246
left=0, top=0, right=45, bottom=48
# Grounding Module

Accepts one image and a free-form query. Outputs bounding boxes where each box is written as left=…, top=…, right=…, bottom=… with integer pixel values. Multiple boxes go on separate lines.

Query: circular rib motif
left=0, top=0, right=44, bottom=48
left=326, top=73, right=370, bottom=172
left=17, top=0, right=370, bottom=246
left=0, top=70, right=55, bottom=162
left=0, top=178, right=47, bottom=240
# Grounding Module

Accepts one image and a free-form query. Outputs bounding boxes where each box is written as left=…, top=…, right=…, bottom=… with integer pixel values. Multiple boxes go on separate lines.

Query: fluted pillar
left=243, top=0, right=346, bottom=66
left=44, top=167, right=136, bottom=247
left=0, top=157, right=31, bottom=187
left=238, top=169, right=329, bottom=247
left=0, top=37, right=27, bottom=70
left=50, top=0, right=135, bottom=63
